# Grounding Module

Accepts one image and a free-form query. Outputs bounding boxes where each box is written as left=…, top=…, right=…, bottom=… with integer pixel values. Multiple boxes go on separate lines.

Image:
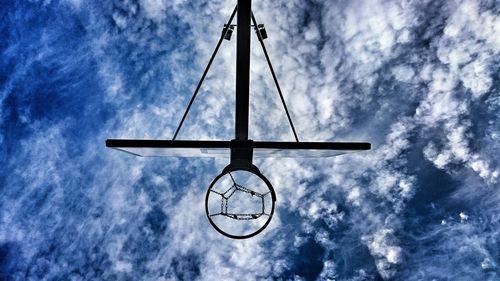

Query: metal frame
left=106, top=139, right=370, bottom=151
left=106, top=0, right=371, bottom=160
left=105, top=0, right=372, bottom=239
left=235, top=0, right=252, bottom=141
left=205, top=164, right=276, bottom=239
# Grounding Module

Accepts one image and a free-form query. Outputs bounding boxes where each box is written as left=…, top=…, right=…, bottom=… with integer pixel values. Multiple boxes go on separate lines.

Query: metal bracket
left=228, top=139, right=254, bottom=170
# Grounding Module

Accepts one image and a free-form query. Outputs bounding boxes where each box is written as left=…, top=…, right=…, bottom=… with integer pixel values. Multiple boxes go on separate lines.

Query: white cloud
left=415, top=58, right=498, bottom=183
left=140, top=0, right=168, bottom=20
left=66, top=0, right=82, bottom=9
left=392, top=64, right=415, bottom=83
left=460, top=59, right=493, bottom=98
left=438, top=0, right=499, bottom=98
left=363, top=228, right=402, bottom=278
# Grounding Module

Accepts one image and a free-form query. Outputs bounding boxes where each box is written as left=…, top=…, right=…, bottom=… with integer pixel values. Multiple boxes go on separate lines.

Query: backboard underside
left=105, top=139, right=371, bottom=158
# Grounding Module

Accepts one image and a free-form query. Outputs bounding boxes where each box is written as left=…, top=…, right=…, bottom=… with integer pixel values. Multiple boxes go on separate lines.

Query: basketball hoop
left=206, top=164, right=276, bottom=239
left=105, top=0, right=371, bottom=239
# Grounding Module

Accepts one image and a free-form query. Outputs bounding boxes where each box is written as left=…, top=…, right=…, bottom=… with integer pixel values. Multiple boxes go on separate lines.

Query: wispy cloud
left=1, top=0, right=499, bottom=280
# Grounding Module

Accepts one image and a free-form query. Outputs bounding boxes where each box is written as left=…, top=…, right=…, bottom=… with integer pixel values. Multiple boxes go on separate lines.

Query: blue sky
left=1, top=0, right=499, bottom=280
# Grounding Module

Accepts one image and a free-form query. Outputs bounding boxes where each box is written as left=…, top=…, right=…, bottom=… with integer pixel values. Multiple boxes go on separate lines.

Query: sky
left=1, top=0, right=499, bottom=280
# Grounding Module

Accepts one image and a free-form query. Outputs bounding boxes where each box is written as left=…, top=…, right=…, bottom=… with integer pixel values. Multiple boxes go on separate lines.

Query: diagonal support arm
left=251, top=12, right=300, bottom=142
left=172, top=6, right=238, bottom=140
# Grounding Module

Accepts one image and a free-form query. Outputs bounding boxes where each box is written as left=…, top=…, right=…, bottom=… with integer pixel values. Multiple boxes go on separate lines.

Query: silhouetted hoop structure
left=105, top=0, right=371, bottom=239
left=205, top=164, right=276, bottom=239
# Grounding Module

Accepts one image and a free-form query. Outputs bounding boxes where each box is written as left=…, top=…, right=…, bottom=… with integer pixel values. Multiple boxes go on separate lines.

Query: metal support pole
left=235, top=0, right=252, bottom=140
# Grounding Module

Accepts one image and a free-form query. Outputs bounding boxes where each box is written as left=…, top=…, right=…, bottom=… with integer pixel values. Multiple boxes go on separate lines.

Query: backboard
left=105, top=139, right=371, bottom=158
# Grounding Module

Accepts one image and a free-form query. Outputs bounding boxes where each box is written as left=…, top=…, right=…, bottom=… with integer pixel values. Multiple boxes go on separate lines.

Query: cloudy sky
left=1, top=0, right=499, bottom=280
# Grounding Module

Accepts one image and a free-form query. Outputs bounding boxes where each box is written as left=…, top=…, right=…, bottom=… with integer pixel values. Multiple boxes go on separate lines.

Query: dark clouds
left=1, top=0, right=499, bottom=280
